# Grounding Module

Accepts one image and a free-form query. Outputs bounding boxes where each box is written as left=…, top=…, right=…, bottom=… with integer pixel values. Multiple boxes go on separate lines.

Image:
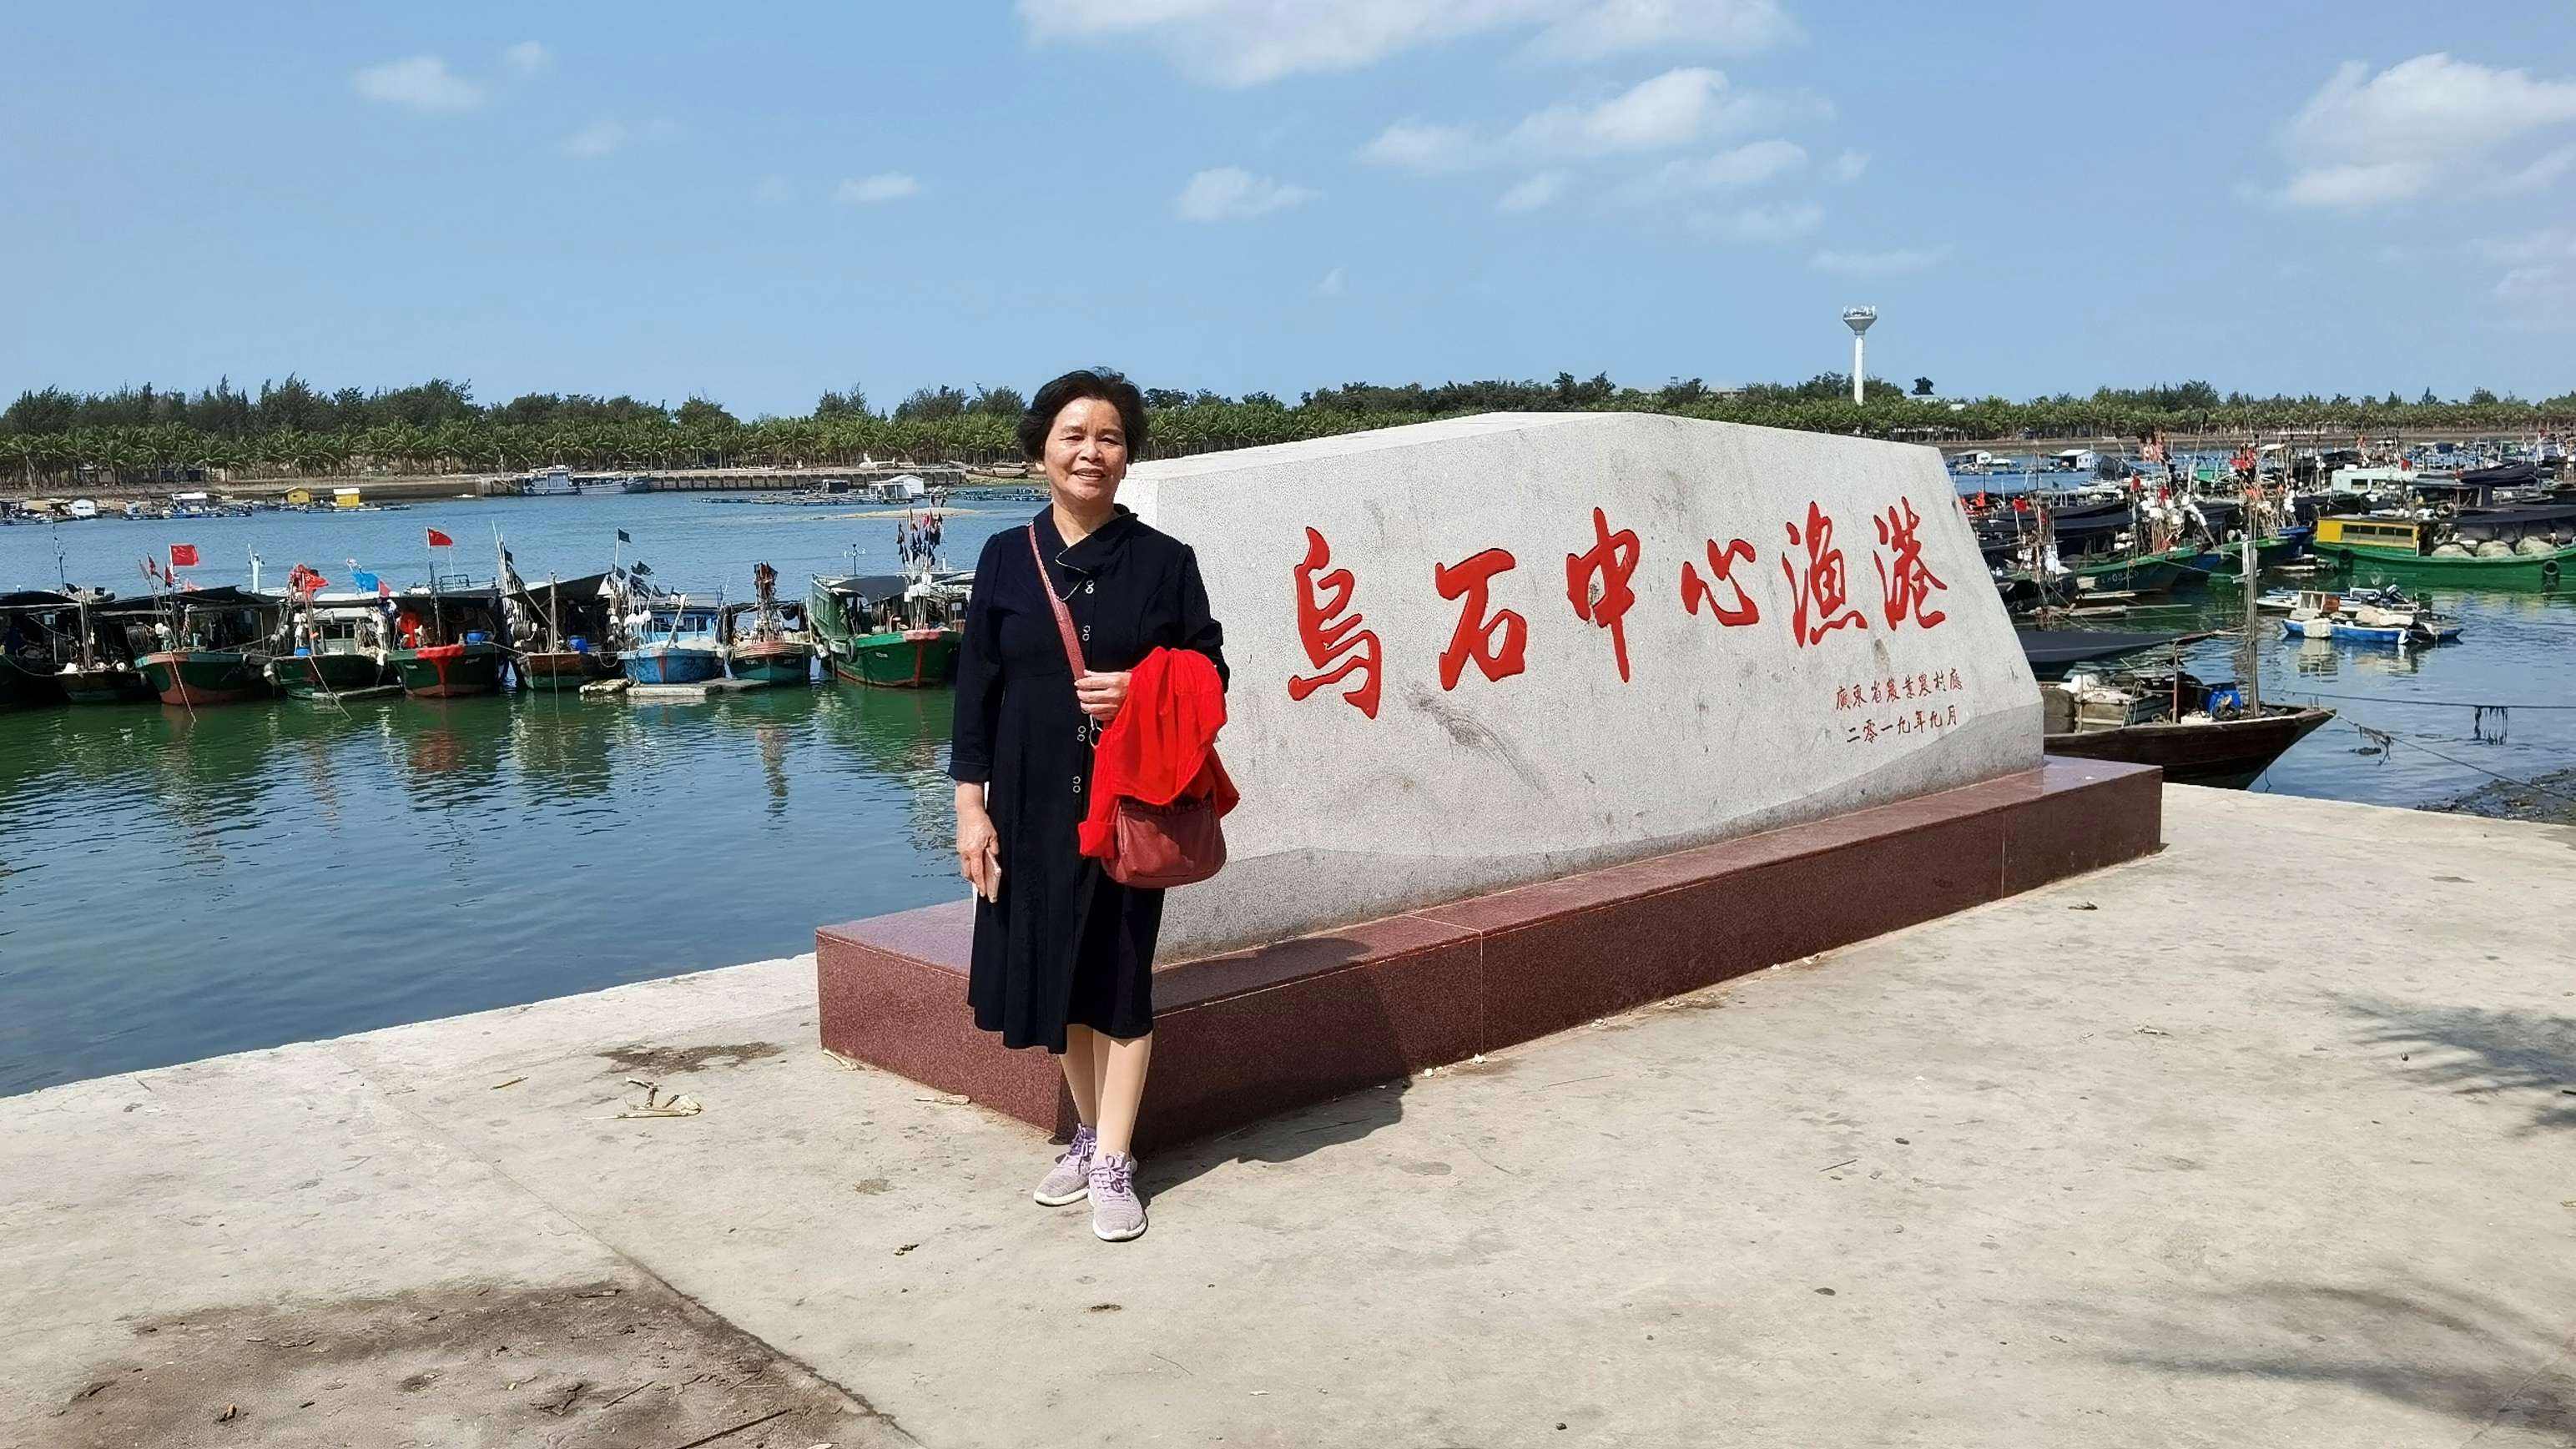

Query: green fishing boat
left=129, top=586, right=285, bottom=706
left=2200, top=533, right=2305, bottom=576
left=2064, top=542, right=2205, bottom=594
left=1996, top=542, right=2202, bottom=602
left=809, top=571, right=965, bottom=689
left=2311, top=513, right=2573, bottom=586
left=270, top=600, right=395, bottom=698
left=139, top=650, right=272, bottom=706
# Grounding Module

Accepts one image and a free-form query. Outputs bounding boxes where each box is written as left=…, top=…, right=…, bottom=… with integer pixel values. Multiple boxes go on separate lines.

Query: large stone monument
left=819, top=414, right=2160, bottom=1146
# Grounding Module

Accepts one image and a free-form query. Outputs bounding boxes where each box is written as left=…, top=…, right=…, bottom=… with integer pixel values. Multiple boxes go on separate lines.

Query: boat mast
left=2241, top=482, right=2262, bottom=716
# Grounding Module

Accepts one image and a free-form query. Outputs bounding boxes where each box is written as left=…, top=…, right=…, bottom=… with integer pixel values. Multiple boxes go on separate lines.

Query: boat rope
left=2321, top=717, right=2576, bottom=806
left=2288, top=689, right=2576, bottom=711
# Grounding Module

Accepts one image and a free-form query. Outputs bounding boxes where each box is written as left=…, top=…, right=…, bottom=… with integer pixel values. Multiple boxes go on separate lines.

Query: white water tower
left=1840, top=307, right=1877, bottom=404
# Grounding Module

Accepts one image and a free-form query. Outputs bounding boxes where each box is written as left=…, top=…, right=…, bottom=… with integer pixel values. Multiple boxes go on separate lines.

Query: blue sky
left=7, top=1, right=2574, bottom=415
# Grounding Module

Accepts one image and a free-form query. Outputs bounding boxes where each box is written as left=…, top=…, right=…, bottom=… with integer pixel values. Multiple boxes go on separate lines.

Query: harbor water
left=3, top=492, right=2572, bottom=1094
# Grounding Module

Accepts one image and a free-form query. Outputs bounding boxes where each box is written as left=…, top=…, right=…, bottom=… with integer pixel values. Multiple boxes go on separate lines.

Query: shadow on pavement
left=2066, top=1275, right=2574, bottom=1438
left=2337, top=994, right=2576, bottom=1135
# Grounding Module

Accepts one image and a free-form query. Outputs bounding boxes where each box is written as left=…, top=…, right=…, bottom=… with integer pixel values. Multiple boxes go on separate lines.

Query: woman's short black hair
left=1019, top=368, right=1149, bottom=460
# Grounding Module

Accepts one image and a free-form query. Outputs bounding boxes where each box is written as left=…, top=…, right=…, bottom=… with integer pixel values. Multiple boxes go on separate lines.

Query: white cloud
left=502, top=41, right=551, bottom=75
left=351, top=55, right=484, bottom=113
left=836, top=173, right=921, bottom=204
left=1507, top=67, right=1737, bottom=158
left=1173, top=167, right=1318, bottom=221
left=2473, top=227, right=2576, bottom=264
left=1020, top=0, right=1793, bottom=88
left=1810, top=246, right=1947, bottom=276
left=1497, top=171, right=1570, bottom=213
left=1315, top=266, right=1347, bottom=297
left=2281, top=160, right=2432, bottom=207
left=1522, top=0, right=1796, bottom=63
left=562, top=118, right=628, bottom=158
left=1828, top=148, right=1868, bottom=183
left=2276, top=53, right=2576, bottom=208
left=1359, top=120, right=1480, bottom=172
left=2473, top=228, right=2576, bottom=322
left=1695, top=200, right=1822, bottom=242
left=2498, top=143, right=2576, bottom=190
left=1642, top=138, right=1806, bottom=192
left=1363, top=67, right=1817, bottom=174
left=2495, top=266, right=2576, bottom=312
left=754, top=175, right=794, bottom=205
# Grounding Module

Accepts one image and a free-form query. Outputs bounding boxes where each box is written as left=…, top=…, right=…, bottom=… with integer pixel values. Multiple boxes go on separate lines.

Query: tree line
left=4, top=372, right=2571, bottom=488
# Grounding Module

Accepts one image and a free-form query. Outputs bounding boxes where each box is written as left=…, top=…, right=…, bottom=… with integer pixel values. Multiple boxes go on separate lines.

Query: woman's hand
left=1075, top=670, right=1132, bottom=722
left=955, top=788, right=1001, bottom=902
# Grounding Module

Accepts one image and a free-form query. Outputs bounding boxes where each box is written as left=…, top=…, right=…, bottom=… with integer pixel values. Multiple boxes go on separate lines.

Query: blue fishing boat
left=2276, top=588, right=2461, bottom=647
left=620, top=595, right=728, bottom=684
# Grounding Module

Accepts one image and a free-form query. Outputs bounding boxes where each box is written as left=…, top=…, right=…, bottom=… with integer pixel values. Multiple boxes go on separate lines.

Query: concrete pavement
left=6, top=786, right=2573, bottom=1447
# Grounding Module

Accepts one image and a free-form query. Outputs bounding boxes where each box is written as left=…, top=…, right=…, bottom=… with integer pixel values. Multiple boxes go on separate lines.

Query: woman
left=950, top=368, right=1226, bottom=1243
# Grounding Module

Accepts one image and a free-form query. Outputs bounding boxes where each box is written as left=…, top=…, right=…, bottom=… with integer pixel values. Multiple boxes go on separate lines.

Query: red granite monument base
left=816, top=757, right=2161, bottom=1152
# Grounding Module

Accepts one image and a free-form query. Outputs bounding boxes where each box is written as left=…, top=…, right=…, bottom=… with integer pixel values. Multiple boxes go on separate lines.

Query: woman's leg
left=1093, top=1032, right=1154, bottom=1157
left=1061, top=1025, right=1101, bottom=1127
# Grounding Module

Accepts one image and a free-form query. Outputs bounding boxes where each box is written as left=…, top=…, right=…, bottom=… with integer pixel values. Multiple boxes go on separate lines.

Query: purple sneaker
left=1088, top=1151, right=1147, bottom=1241
left=1034, top=1124, right=1096, bottom=1206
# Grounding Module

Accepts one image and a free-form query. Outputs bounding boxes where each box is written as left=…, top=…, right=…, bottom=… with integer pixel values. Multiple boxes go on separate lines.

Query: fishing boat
left=0, top=650, right=64, bottom=708
left=512, top=572, right=623, bottom=691
left=726, top=564, right=817, bottom=686
left=2, top=591, right=108, bottom=706
left=2310, top=508, right=2575, bottom=586
left=2014, top=626, right=2215, bottom=682
left=137, top=649, right=274, bottom=706
left=2040, top=668, right=2335, bottom=788
left=133, top=586, right=281, bottom=706
left=385, top=586, right=511, bottom=698
left=620, top=595, right=729, bottom=684
left=2277, top=588, right=2460, bottom=647
left=809, top=569, right=966, bottom=687
left=56, top=657, right=149, bottom=703
left=56, top=590, right=150, bottom=702
left=268, top=597, right=397, bottom=698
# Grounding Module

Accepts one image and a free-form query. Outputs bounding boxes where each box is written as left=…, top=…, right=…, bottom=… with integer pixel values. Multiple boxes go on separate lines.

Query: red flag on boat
left=287, top=563, right=330, bottom=596
left=169, top=543, right=199, bottom=568
left=426, top=528, right=454, bottom=548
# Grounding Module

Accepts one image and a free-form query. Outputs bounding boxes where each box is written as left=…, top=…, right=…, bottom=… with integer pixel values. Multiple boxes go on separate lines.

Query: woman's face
left=1043, top=397, right=1130, bottom=511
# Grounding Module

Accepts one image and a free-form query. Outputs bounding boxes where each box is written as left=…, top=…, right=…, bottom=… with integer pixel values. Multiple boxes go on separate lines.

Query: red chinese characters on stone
left=1872, top=496, right=1949, bottom=629
left=1780, top=502, right=1866, bottom=647
left=1680, top=537, right=1762, bottom=627
left=1564, top=507, right=1643, bottom=681
left=1285, top=526, right=1382, bottom=719
left=1434, top=548, right=1529, bottom=690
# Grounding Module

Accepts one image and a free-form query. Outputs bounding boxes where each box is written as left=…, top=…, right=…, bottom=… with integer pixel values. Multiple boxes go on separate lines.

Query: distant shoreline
left=0, top=470, right=1038, bottom=503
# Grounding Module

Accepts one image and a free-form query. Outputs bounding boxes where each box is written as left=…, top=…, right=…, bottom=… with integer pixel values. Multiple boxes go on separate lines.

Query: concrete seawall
left=8, top=787, right=2573, bottom=1447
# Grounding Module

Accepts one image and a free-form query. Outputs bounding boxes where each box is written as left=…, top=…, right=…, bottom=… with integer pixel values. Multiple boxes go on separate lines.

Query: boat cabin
left=728, top=597, right=811, bottom=642
left=284, top=599, right=393, bottom=658
left=514, top=572, right=619, bottom=652
left=2314, top=516, right=2426, bottom=555
left=625, top=596, right=729, bottom=651
left=810, top=573, right=961, bottom=638
left=391, top=586, right=509, bottom=651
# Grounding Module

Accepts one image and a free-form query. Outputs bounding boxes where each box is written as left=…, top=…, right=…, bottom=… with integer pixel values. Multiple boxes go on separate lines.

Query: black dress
left=950, top=506, right=1228, bottom=1051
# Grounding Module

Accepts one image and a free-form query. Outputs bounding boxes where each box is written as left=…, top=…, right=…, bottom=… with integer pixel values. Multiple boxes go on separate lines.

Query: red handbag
left=1027, top=526, right=1227, bottom=889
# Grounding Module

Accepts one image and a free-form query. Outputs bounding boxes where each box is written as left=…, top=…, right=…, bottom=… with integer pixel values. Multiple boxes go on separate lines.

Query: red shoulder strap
left=1026, top=524, right=1088, bottom=676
